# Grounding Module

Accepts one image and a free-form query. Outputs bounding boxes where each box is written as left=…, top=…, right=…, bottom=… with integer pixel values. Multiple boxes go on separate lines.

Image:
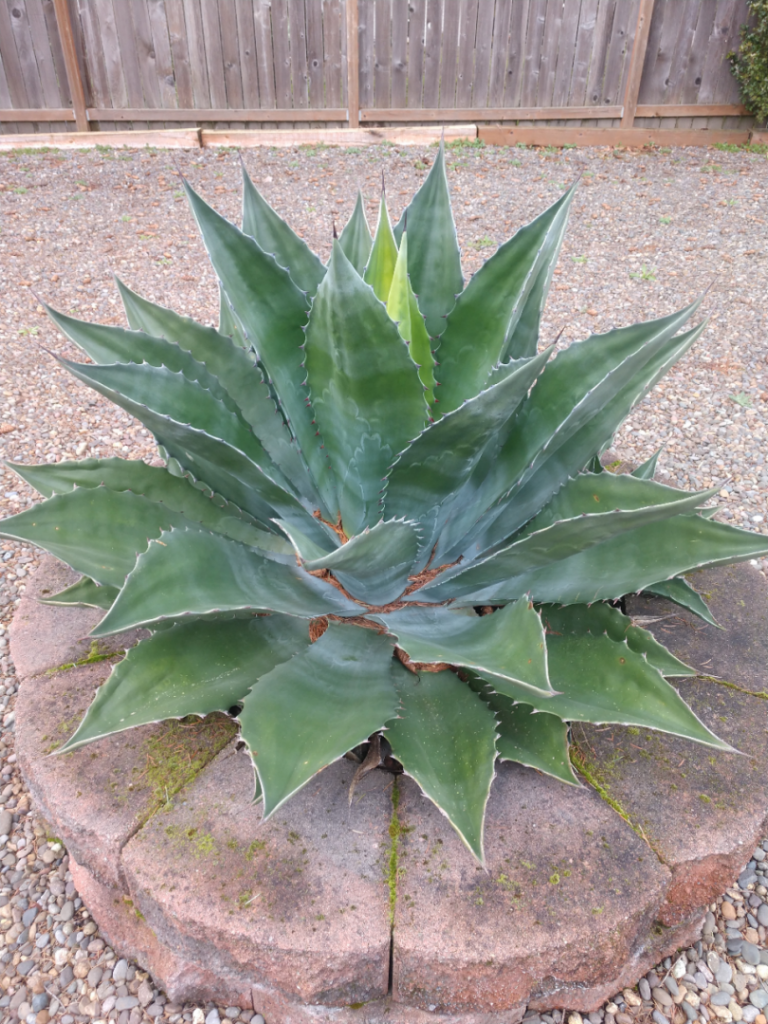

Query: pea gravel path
left=0, top=140, right=766, bottom=1024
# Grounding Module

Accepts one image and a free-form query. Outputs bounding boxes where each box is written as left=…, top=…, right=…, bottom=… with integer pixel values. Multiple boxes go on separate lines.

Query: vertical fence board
left=471, top=0, right=496, bottom=107
left=421, top=0, right=441, bottom=109
left=502, top=0, right=529, bottom=108
left=357, top=0, right=373, bottom=109
left=75, top=0, right=113, bottom=127
left=112, top=0, right=151, bottom=127
left=520, top=0, right=547, bottom=108
left=147, top=0, right=180, bottom=115
left=271, top=0, right=294, bottom=127
left=707, top=0, right=746, bottom=103
left=164, top=0, right=194, bottom=112
left=406, top=0, right=426, bottom=108
left=374, top=0, right=392, bottom=108
left=253, top=0, right=277, bottom=109
left=43, top=0, right=73, bottom=115
left=219, top=0, right=244, bottom=114
left=455, top=0, right=478, bottom=108
left=551, top=0, right=583, bottom=109
left=390, top=0, right=407, bottom=108
left=26, top=0, right=65, bottom=110
left=182, top=0, right=212, bottom=109
left=131, top=0, right=164, bottom=115
left=288, top=0, right=310, bottom=117
left=438, top=1, right=460, bottom=109
left=539, top=0, right=566, bottom=107
left=487, top=0, right=512, bottom=107
left=199, top=0, right=227, bottom=126
left=679, top=0, right=718, bottom=105
left=305, top=0, right=325, bottom=111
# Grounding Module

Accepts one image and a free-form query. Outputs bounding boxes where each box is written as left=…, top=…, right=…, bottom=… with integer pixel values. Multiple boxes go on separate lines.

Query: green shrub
left=729, top=0, right=768, bottom=124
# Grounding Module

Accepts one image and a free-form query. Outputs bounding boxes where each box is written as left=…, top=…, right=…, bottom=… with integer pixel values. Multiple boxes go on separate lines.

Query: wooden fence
left=0, top=0, right=756, bottom=137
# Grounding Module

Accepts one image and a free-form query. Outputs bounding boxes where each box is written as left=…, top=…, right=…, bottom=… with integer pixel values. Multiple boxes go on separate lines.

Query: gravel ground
left=0, top=139, right=767, bottom=1024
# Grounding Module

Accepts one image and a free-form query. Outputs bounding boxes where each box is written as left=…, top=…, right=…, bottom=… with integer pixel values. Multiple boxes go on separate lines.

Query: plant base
left=10, top=557, right=768, bottom=1023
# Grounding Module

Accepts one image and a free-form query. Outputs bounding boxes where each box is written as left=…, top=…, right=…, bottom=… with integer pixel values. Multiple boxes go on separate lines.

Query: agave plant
left=3, top=145, right=767, bottom=864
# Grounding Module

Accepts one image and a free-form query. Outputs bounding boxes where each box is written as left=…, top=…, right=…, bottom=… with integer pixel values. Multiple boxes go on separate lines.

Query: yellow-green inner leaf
left=386, top=232, right=436, bottom=405
left=364, top=192, right=399, bottom=303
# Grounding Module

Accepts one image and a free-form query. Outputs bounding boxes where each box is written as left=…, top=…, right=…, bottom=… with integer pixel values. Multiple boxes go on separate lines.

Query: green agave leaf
left=182, top=177, right=337, bottom=515
left=376, top=599, right=551, bottom=696
left=420, top=484, right=716, bottom=602
left=643, top=576, right=719, bottom=627
left=503, top=186, right=576, bottom=362
left=363, top=191, right=399, bottom=303
left=304, top=241, right=427, bottom=535
left=239, top=623, right=401, bottom=817
left=459, top=307, right=705, bottom=558
left=539, top=602, right=695, bottom=677
left=275, top=519, right=338, bottom=562
left=384, top=349, right=550, bottom=559
left=632, top=446, right=664, bottom=480
left=242, top=162, right=326, bottom=296
left=338, top=190, right=372, bottom=275
left=451, top=515, right=768, bottom=608
left=61, top=615, right=310, bottom=751
left=393, top=139, right=463, bottom=339
left=116, top=278, right=320, bottom=510
left=303, top=519, right=421, bottom=606
left=92, top=527, right=362, bottom=636
left=434, top=184, right=576, bottom=413
left=10, top=457, right=291, bottom=556
left=58, top=361, right=330, bottom=547
left=40, top=576, right=118, bottom=610
left=0, top=489, right=209, bottom=588
left=218, top=283, right=247, bottom=347
left=519, top=631, right=731, bottom=750
left=386, top=230, right=436, bottom=404
left=386, top=669, right=497, bottom=864
left=478, top=694, right=578, bottom=786
left=486, top=355, right=540, bottom=389
left=45, top=304, right=235, bottom=410
left=62, top=359, right=268, bottom=469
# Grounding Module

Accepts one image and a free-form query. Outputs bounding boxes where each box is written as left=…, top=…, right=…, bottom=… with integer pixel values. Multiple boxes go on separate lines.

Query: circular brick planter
left=10, top=556, right=768, bottom=1024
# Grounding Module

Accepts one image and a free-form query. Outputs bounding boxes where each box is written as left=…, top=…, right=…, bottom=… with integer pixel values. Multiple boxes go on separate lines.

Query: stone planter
left=9, top=556, right=768, bottom=1024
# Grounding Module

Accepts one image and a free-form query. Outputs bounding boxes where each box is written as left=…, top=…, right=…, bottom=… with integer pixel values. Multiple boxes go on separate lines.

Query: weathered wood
left=111, top=0, right=149, bottom=129
left=146, top=0, right=180, bottom=112
left=455, top=0, right=479, bottom=108
left=346, top=0, right=360, bottom=126
left=636, top=102, right=747, bottom=117
left=201, top=123, right=477, bottom=147
left=0, top=127, right=201, bottom=149
left=165, top=0, right=195, bottom=111
left=253, top=0, right=277, bottom=110
left=360, top=105, right=623, bottom=122
left=439, top=0, right=461, bottom=108
left=305, top=0, right=325, bottom=111
left=324, top=0, right=345, bottom=112
left=86, top=107, right=348, bottom=122
left=621, top=0, right=655, bottom=127
left=472, top=0, right=497, bottom=107
left=502, top=0, right=529, bottom=108
left=479, top=124, right=751, bottom=147
left=422, top=0, right=442, bottom=109
left=0, top=107, right=75, bottom=121
left=374, top=0, right=393, bottom=109
left=406, top=0, right=426, bottom=109
left=74, top=0, right=114, bottom=129
left=390, top=0, right=408, bottom=109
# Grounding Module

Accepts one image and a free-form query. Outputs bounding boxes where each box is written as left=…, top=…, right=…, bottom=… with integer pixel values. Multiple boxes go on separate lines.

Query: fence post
left=346, top=0, right=359, bottom=129
left=52, top=0, right=89, bottom=132
left=621, top=0, right=656, bottom=129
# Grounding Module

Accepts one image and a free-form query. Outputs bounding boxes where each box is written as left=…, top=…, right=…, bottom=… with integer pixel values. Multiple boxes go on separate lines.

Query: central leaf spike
left=364, top=183, right=399, bottom=303
left=386, top=225, right=437, bottom=405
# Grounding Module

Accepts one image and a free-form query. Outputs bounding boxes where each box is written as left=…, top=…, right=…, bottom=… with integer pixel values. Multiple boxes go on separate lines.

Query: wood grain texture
left=0, top=127, right=201, bottom=148
left=479, top=124, right=750, bottom=146
left=347, top=0, right=360, bottom=124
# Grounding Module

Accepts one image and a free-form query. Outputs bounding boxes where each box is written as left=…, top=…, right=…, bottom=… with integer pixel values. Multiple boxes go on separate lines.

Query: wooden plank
left=346, top=0, right=360, bottom=124
left=201, top=123, right=477, bottom=147
left=42, top=0, right=72, bottom=109
left=234, top=0, right=261, bottom=112
left=601, top=0, right=635, bottom=107
left=305, top=0, right=325, bottom=110
left=583, top=0, right=615, bottom=108
left=253, top=0, right=277, bottom=109
left=25, top=0, right=66, bottom=109
left=0, top=47, right=20, bottom=133
left=182, top=0, right=212, bottom=108
left=0, top=2, right=31, bottom=108
left=74, top=0, right=114, bottom=129
left=439, top=0, right=461, bottom=108
left=750, top=130, right=768, bottom=145
left=390, top=0, right=408, bottom=109
left=636, top=103, right=747, bottom=118
left=487, top=0, right=512, bottom=108
left=479, top=124, right=751, bottom=147
left=219, top=0, right=244, bottom=110
left=520, top=0, right=547, bottom=108
left=662, top=0, right=702, bottom=106
left=147, top=0, right=181, bottom=110
left=288, top=0, right=310, bottom=112
left=324, top=0, right=344, bottom=114
left=199, top=0, right=228, bottom=120
left=422, top=0, right=442, bottom=109
left=374, top=0, right=392, bottom=109
left=455, top=0, right=479, bottom=108
left=110, top=0, right=150, bottom=128
left=130, top=0, right=164, bottom=113
left=270, top=0, right=293, bottom=126
left=538, top=0, right=566, bottom=108
left=91, top=0, right=129, bottom=121
left=86, top=107, right=348, bottom=121
left=0, top=107, right=75, bottom=120
left=621, top=0, right=654, bottom=126
left=472, top=0, right=497, bottom=107
left=0, top=127, right=201, bottom=149
left=8, top=2, right=46, bottom=112
left=501, top=0, right=529, bottom=108
left=359, top=105, right=624, bottom=121
left=677, top=0, right=718, bottom=106
left=165, top=0, right=195, bottom=110
left=705, top=0, right=745, bottom=104
left=551, top=0, right=583, bottom=108
left=406, top=0, right=426, bottom=109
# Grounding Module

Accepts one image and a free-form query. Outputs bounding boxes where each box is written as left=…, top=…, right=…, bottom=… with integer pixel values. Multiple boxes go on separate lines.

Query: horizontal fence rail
left=0, top=0, right=756, bottom=137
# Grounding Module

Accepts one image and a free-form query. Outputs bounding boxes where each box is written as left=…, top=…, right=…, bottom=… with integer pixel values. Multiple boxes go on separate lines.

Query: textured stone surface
left=392, top=764, right=697, bottom=1016
left=10, top=557, right=768, bottom=1021
left=14, top=658, right=235, bottom=889
left=9, top=554, right=144, bottom=681
left=122, top=743, right=393, bottom=1007
left=584, top=562, right=768, bottom=927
